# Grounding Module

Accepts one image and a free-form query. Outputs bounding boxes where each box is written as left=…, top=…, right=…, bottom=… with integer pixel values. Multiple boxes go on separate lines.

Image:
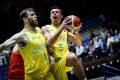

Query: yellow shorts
left=51, top=52, right=73, bottom=80
left=25, top=70, right=55, bottom=80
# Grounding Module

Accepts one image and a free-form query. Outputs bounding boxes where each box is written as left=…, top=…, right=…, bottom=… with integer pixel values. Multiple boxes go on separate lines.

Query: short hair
left=50, top=6, right=63, bottom=14
left=19, top=7, right=35, bottom=21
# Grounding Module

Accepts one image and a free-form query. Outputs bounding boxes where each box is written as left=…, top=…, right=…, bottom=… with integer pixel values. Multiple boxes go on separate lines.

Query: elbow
left=46, top=41, right=53, bottom=47
left=46, top=42, right=54, bottom=55
left=75, top=40, right=82, bottom=46
left=46, top=42, right=50, bottom=47
left=76, top=43, right=81, bottom=47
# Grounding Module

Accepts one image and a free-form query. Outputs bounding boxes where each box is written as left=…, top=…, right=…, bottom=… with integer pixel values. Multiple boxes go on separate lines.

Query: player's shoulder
left=13, top=32, right=28, bottom=42
left=12, top=32, right=25, bottom=38
left=18, top=32, right=26, bottom=36
left=42, top=24, right=50, bottom=28
left=41, top=25, right=50, bottom=31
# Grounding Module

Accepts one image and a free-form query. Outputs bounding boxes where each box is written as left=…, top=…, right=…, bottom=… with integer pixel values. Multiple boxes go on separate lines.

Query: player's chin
left=35, top=21, right=38, bottom=26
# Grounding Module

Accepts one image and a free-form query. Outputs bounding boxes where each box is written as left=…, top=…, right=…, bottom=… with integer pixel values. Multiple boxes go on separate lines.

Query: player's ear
left=23, top=17, right=28, bottom=22
left=61, top=14, right=63, bottom=19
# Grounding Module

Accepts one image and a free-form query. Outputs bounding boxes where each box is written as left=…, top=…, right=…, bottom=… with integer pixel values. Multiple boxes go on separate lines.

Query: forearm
left=46, top=45, right=54, bottom=55
left=74, top=32, right=82, bottom=46
left=0, top=39, right=17, bottom=53
left=68, top=32, right=82, bottom=46
left=47, top=27, right=63, bottom=47
left=0, top=43, right=5, bottom=53
left=0, top=41, right=11, bottom=53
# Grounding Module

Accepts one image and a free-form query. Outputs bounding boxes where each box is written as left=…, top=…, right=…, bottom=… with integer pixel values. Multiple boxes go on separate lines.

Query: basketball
left=66, top=15, right=81, bottom=32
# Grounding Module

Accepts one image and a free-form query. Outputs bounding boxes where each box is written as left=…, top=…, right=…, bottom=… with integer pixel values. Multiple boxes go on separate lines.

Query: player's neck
left=51, top=23, right=60, bottom=28
left=24, top=24, right=36, bottom=32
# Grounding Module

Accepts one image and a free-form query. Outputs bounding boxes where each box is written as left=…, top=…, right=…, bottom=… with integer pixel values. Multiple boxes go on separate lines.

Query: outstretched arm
left=0, top=32, right=26, bottom=53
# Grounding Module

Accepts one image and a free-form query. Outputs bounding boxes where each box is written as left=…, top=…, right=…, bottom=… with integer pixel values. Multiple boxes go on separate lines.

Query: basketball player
left=8, top=45, right=24, bottom=80
left=41, top=6, right=87, bottom=80
left=0, top=7, right=55, bottom=80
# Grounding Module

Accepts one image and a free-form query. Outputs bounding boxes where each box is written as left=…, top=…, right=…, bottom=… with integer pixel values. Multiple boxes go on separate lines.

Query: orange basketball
left=66, top=15, right=81, bottom=32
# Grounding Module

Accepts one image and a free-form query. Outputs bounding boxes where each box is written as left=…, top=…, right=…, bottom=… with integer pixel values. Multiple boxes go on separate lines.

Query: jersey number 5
left=59, top=44, right=63, bottom=51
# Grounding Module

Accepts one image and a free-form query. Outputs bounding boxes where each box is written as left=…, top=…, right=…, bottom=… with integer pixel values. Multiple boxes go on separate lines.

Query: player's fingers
left=74, top=27, right=80, bottom=31
left=79, top=23, right=82, bottom=28
left=63, top=16, right=69, bottom=21
left=65, top=19, right=72, bottom=25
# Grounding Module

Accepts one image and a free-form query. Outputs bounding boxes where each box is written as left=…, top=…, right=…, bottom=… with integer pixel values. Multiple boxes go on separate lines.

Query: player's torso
left=19, top=27, right=50, bottom=78
left=47, top=25, right=68, bottom=58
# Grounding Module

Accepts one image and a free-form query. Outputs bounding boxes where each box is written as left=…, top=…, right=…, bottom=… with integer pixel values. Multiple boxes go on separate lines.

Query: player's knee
left=69, top=53, right=78, bottom=63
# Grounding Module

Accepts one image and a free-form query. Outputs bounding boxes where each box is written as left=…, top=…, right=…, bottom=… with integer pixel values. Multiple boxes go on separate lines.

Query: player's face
left=50, top=9, right=63, bottom=24
left=27, top=11, right=38, bottom=27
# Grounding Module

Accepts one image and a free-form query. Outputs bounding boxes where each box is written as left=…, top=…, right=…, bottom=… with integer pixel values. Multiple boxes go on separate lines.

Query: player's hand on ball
left=65, top=15, right=82, bottom=33
left=73, top=23, right=82, bottom=33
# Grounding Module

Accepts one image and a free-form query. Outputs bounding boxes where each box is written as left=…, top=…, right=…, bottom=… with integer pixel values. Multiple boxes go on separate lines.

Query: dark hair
left=51, top=6, right=63, bottom=14
left=19, top=7, right=35, bottom=21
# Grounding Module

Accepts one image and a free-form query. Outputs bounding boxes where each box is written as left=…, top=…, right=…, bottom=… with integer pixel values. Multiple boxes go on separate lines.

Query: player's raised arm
left=66, top=15, right=82, bottom=46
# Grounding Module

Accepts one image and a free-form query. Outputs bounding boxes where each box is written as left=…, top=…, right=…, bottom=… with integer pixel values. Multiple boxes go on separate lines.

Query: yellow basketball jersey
left=47, top=25, right=69, bottom=59
left=47, top=25, right=72, bottom=80
left=19, top=27, right=50, bottom=79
